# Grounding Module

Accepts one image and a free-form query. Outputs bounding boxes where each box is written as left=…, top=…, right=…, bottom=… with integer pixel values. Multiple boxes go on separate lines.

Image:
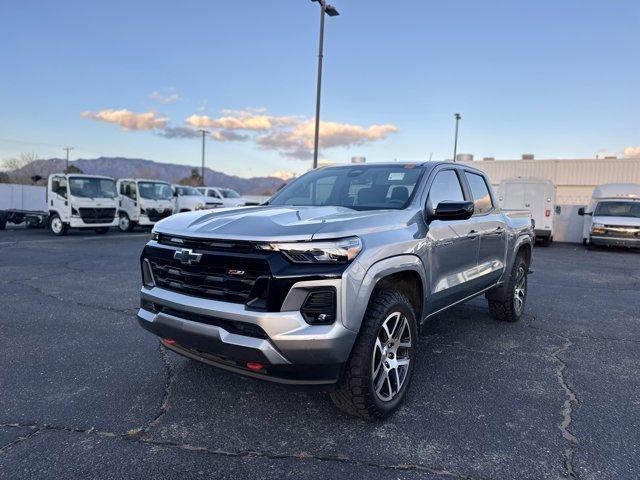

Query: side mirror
left=555, top=205, right=562, bottom=215
left=577, top=207, right=585, bottom=216
left=429, top=201, right=474, bottom=221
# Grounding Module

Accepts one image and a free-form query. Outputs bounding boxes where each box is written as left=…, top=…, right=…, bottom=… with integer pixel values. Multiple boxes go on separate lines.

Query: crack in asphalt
left=9, top=279, right=138, bottom=315
left=129, top=342, right=176, bottom=439
left=0, top=426, right=40, bottom=453
left=0, top=423, right=482, bottom=479
left=525, top=315, right=579, bottom=480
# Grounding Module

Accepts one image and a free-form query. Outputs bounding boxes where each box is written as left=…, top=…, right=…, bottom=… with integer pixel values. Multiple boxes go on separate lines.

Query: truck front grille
left=602, top=225, right=640, bottom=239
left=146, top=250, right=270, bottom=305
left=79, top=208, right=116, bottom=224
left=146, top=208, right=173, bottom=222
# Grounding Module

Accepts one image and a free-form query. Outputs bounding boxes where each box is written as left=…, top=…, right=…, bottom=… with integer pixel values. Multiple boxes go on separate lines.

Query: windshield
left=594, top=201, right=640, bottom=219
left=175, top=186, right=201, bottom=196
left=138, top=182, right=173, bottom=200
left=220, top=188, right=241, bottom=198
left=269, top=165, right=425, bottom=210
left=69, top=177, right=117, bottom=198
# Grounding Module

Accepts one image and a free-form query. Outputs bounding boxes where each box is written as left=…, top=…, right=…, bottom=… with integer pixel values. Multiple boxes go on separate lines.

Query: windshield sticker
left=388, top=172, right=405, bottom=181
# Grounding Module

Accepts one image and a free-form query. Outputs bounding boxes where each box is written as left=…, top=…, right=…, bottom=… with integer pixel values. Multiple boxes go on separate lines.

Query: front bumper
left=136, top=281, right=356, bottom=385
left=69, top=217, right=118, bottom=228
left=590, top=235, right=640, bottom=248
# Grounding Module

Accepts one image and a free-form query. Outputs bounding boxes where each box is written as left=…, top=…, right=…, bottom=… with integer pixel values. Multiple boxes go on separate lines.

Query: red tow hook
left=246, top=362, right=264, bottom=372
left=162, top=338, right=176, bottom=346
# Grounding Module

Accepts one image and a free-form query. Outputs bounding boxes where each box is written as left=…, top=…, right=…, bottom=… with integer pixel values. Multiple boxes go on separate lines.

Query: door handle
left=467, top=230, right=479, bottom=239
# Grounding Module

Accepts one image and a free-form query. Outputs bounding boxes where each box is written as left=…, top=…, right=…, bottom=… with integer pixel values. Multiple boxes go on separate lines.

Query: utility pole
left=63, top=146, right=74, bottom=172
left=198, top=130, right=209, bottom=186
left=452, top=113, right=461, bottom=162
left=311, top=0, right=339, bottom=170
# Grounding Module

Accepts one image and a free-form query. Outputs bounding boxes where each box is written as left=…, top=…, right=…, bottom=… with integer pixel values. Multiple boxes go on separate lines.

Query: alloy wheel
left=371, top=312, right=412, bottom=402
left=514, top=265, right=527, bottom=314
left=51, top=217, right=62, bottom=234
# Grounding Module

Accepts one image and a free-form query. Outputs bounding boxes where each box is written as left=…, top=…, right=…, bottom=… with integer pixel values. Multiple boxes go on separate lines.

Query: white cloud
left=271, top=170, right=297, bottom=181
left=81, top=109, right=168, bottom=131
left=149, top=88, right=181, bottom=104
left=185, top=108, right=398, bottom=159
left=623, top=146, right=640, bottom=158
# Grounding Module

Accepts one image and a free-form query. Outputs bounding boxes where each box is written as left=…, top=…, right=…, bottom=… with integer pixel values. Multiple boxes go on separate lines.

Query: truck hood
left=154, top=205, right=415, bottom=242
left=593, top=215, right=640, bottom=227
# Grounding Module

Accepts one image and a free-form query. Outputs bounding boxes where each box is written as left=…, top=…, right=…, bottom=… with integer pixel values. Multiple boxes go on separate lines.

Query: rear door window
left=465, top=172, right=494, bottom=215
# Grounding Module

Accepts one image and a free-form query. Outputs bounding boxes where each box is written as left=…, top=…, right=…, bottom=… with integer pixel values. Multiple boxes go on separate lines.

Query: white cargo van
left=578, top=183, right=640, bottom=248
left=0, top=174, right=119, bottom=235
left=116, top=179, right=175, bottom=232
left=197, top=186, right=247, bottom=208
left=172, top=185, right=222, bottom=212
left=498, top=178, right=558, bottom=246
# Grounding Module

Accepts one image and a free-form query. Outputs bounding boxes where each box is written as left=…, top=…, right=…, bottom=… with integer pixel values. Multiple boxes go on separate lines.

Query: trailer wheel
left=118, top=213, right=134, bottom=232
left=0, top=213, right=7, bottom=231
left=94, top=227, right=109, bottom=234
left=49, top=214, right=68, bottom=236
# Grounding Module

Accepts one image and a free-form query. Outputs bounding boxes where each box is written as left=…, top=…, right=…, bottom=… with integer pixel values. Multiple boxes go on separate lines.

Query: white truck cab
left=116, top=179, right=175, bottom=232
left=172, top=185, right=221, bottom=212
left=197, top=186, right=246, bottom=208
left=579, top=183, right=640, bottom=248
left=47, top=174, right=119, bottom=235
left=498, top=177, right=559, bottom=246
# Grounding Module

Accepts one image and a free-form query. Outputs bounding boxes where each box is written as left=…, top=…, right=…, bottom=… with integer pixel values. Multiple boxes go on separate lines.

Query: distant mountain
left=14, top=157, right=287, bottom=195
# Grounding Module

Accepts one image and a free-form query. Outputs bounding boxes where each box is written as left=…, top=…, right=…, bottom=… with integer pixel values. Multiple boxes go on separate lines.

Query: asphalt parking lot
left=1, top=227, right=639, bottom=480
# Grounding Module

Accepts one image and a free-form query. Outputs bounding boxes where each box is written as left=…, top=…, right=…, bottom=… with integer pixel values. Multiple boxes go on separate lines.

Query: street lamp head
left=454, top=113, right=461, bottom=120
left=311, top=0, right=339, bottom=16
left=325, top=4, right=340, bottom=16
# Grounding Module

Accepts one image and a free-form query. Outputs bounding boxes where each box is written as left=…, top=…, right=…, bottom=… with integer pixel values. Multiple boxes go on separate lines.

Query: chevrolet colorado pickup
left=137, top=162, right=534, bottom=419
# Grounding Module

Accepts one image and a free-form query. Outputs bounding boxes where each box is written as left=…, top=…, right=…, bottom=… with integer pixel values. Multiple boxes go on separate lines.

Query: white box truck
left=0, top=174, right=119, bottom=235
left=578, top=183, right=640, bottom=248
left=116, top=178, right=175, bottom=232
left=497, top=177, right=559, bottom=246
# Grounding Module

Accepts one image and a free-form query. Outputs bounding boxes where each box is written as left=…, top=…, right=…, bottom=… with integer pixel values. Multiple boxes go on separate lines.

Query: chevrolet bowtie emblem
left=173, top=248, right=202, bottom=265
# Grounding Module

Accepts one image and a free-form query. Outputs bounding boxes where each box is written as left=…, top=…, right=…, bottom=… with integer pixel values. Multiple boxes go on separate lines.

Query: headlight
left=195, top=202, right=205, bottom=210
left=592, top=223, right=606, bottom=234
left=151, top=231, right=159, bottom=241
left=262, top=237, right=362, bottom=264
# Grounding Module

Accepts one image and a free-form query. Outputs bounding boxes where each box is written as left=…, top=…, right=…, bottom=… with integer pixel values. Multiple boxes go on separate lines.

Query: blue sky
left=1, top=0, right=638, bottom=178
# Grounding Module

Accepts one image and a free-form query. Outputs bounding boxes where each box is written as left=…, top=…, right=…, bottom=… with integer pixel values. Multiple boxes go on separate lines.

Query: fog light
left=300, top=288, right=336, bottom=325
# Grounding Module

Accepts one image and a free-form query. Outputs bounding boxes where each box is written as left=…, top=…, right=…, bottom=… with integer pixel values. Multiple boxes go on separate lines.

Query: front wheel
left=330, top=290, right=417, bottom=420
left=118, top=213, right=134, bottom=232
left=49, top=214, right=68, bottom=236
left=488, top=255, right=528, bottom=322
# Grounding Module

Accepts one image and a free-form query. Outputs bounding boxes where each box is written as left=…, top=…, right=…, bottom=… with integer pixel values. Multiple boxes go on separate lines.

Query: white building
left=458, top=157, right=640, bottom=205
left=457, top=156, right=640, bottom=243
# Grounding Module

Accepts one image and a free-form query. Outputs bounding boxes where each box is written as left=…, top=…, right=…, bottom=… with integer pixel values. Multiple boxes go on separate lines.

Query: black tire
left=94, top=227, right=109, bottom=234
left=49, top=214, right=68, bottom=236
left=582, top=238, right=588, bottom=246
left=0, top=212, right=6, bottom=231
left=539, top=236, right=551, bottom=247
left=118, top=213, right=134, bottom=232
left=330, top=289, right=418, bottom=420
left=488, top=255, right=527, bottom=322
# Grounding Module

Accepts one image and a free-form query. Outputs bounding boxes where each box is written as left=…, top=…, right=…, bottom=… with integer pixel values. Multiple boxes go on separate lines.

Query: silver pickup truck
left=137, top=162, right=533, bottom=419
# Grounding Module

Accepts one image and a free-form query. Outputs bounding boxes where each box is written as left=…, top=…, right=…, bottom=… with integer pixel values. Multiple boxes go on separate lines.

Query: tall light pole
left=452, top=113, right=461, bottom=162
left=311, top=0, right=339, bottom=170
left=198, top=129, right=209, bottom=186
left=63, top=146, right=74, bottom=172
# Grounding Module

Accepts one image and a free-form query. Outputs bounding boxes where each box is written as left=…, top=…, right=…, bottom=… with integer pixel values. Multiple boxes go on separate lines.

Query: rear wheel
left=49, top=214, right=68, bottom=236
left=0, top=212, right=6, bottom=230
left=488, top=255, right=527, bottom=322
left=118, top=213, right=134, bottom=232
left=330, top=289, right=417, bottom=420
left=94, top=227, right=109, bottom=234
